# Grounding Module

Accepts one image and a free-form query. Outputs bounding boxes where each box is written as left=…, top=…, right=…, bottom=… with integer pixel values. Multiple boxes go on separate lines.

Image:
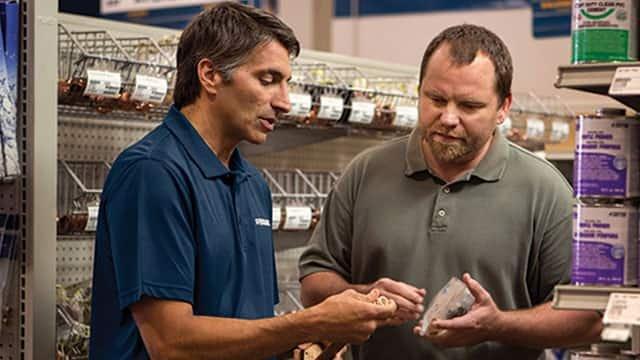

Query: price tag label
left=272, top=207, right=282, bottom=230
left=609, top=66, right=640, bottom=95
left=603, top=293, right=640, bottom=326
left=550, top=121, right=570, bottom=142
left=85, top=205, right=99, bottom=232
left=84, top=70, right=121, bottom=98
left=289, top=93, right=312, bottom=117
left=318, top=96, right=344, bottom=120
left=526, top=117, right=545, bottom=139
left=131, top=74, right=168, bottom=104
left=349, top=101, right=375, bottom=124
left=282, top=206, right=312, bottom=231
left=395, top=106, right=418, bottom=128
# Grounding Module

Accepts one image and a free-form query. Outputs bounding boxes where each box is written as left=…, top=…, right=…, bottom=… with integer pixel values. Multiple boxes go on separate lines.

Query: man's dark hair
left=419, top=24, right=512, bottom=107
left=174, top=2, right=300, bottom=108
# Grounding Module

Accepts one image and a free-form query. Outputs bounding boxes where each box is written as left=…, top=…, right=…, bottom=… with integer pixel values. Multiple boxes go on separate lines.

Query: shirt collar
left=404, top=127, right=509, bottom=182
left=164, top=105, right=255, bottom=179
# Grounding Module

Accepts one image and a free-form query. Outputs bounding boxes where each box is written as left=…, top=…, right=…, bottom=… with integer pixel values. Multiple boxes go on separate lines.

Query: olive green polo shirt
left=299, top=128, right=573, bottom=360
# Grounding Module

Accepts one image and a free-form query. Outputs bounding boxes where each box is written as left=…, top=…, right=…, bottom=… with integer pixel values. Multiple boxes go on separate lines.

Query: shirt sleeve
left=298, top=158, right=362, bottom=282
left=103, top=159, right=195, bottom=310
left=529, top=177, right=574, bottom=304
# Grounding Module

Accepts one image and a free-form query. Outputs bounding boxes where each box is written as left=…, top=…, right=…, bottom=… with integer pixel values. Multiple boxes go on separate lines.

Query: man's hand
left=367, top=277, right=426, bottom=326
left=310, top=289, right=397, bottom=344
left=412, top=273, right=503, bottom=347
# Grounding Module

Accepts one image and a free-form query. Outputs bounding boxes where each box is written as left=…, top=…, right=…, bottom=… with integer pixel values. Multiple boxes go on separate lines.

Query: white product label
left=526, top=117, right=545, bottom=139
left=603, top=293, right=640, bottom=326
left=609, top=67, right=640, bottom=95
left=272, top=207, right=281, bottom=230
left=131, top=74, right=168, bottom=104
left=85, top=205, right=99, bottom=232
left=550, top=121, right=570, bottom=142
left=288, top=93, right=312, bottom=117
left=498, top=116, right=512, bottom=136
left=349, top=101, right=375, bottom=124
left=394, top=106, right=418, bottom=128
left=318, top=96, right=344, bottom=120
left=282, top=206, right=312, bottom=231
left=84, top=70, right=121, bottom=98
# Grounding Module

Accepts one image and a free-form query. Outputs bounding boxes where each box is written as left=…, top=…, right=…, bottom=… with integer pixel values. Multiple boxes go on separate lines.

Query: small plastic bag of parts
left=419, top=276, right=475, bottom=336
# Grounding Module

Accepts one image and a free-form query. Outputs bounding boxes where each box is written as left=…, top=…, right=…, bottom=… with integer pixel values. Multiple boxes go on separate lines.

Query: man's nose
left=439, top=105, right=460, bottom=127
left=273, top=83, right=291, bottom=114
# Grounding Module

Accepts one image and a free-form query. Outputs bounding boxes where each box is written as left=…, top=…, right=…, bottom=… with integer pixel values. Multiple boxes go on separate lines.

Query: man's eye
left=460, top=103, right=482, bottom=110
left=431, top=97, right=446, bottom=106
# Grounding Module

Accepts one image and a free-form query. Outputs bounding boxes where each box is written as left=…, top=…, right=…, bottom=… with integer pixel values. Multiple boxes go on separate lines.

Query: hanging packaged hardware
left=272, top=206, right=283, bottom=231
left=317, top=95, right=344, bottom=121
left=288, top=92, right=313, bottom=118
left=571, top=0, right=638, bottom=63
left=131, top=74, right=168, bottom=104
left=282, top=206, right=313, bottom=231
left=84, top=69, right=121, bottom=99
left=349, top=96, right=376, bottom=125
left=550, top=119, right=571, bottom=143
left=525, top=115, right=545, bottom=140
left=394, top=104, right=418, bottom=129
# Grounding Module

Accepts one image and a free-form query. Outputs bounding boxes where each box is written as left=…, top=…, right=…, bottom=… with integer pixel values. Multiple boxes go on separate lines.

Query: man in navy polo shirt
left=89, top=2, right=397, bottom=359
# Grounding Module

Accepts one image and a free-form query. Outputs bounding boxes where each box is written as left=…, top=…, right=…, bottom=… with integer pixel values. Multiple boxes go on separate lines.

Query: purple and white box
left=574, top=110, right=640, bottom=199
left=572, top=203, right=638, bottom=286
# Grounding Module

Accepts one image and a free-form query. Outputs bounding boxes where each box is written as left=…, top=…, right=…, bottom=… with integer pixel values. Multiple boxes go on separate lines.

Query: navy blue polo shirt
left=89, top=106, right=279, bottom=359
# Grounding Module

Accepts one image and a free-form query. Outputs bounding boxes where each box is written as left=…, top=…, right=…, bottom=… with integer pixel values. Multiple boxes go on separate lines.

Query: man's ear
left=196, top=58, right=224, bottom=97
left=496, top=93, right=512, bottom=125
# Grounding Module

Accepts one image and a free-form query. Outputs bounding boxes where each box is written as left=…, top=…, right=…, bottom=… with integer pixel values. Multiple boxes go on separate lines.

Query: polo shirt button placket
left=443, top=187, right=450, bottom=194
left=437, top=209, right=446, bottom=217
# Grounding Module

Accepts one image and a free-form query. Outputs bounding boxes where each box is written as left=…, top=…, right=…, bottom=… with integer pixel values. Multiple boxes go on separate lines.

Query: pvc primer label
left=289, top=93, right=312, bottom=117
left=84, top=70, right=121, bottom=98
left=394, top=106, right=418, bottom=128
left=282, top=206, right=312, bottom=230
left=571, top=204, right=638, bottom=286
left=571, top=0, right=638, bottom=62
left=349, top=101, right=375, bottom=124
left=574, top=115, right=640, bottom=198
left=318, top=96, right=344, bottom=120
left=132, top=74, right=167, bottom=104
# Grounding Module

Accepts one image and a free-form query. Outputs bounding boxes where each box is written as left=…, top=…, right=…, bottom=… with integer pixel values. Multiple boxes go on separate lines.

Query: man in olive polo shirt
left=299, top=24, right=602, bottom=359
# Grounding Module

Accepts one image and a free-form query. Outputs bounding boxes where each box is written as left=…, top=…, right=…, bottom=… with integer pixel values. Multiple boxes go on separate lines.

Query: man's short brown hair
left=174, top=2, right=300, bottom=108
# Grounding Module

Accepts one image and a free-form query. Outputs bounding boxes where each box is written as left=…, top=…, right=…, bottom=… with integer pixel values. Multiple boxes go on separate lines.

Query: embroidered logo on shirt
left=255, top=218, right=271, bottom=227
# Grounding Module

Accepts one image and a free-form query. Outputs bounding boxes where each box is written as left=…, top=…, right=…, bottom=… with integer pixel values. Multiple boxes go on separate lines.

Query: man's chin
left=430, top=143, right=472, bottom=163
left=245, top=134, right=268, bottom=145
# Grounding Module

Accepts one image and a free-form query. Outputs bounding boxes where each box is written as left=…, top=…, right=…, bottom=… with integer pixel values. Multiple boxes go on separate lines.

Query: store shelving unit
left=556, top=62, right=640, bottom=110
left=553, top=285, right=640, bottom=311
left=555, top=62, right=640, bottom=355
